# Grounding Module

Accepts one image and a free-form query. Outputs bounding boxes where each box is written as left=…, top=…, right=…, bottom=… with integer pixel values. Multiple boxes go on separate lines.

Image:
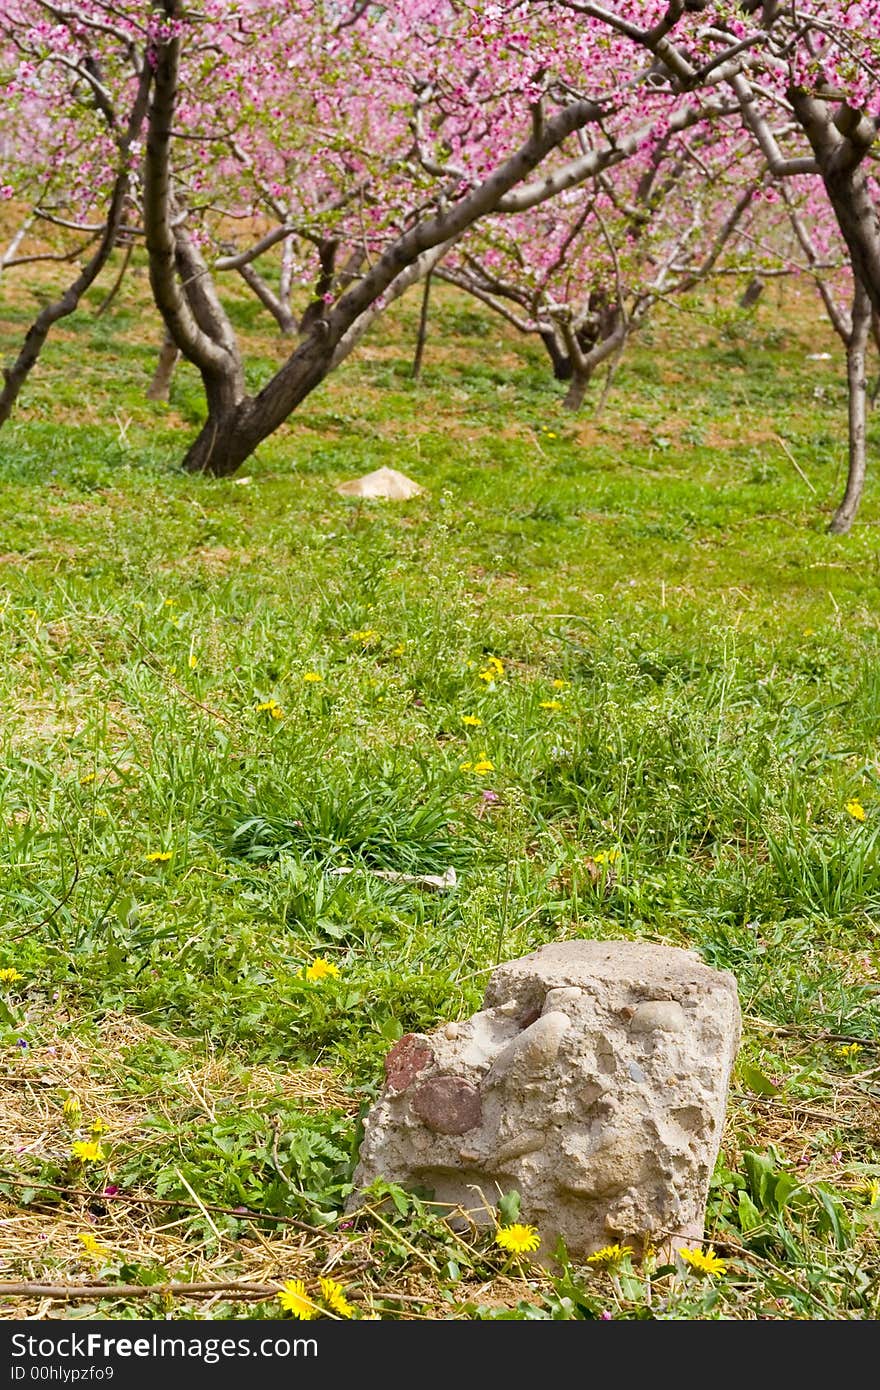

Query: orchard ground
left=1, top=262, right=879, bottom=1319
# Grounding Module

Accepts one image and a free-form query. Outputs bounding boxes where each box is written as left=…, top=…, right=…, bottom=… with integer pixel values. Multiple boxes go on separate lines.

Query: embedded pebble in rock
left=384, top=1034, right=434, bottom=1093
left=351, top=940, right=741, bottom=1263
left=410, top=1076, right=483, bottom=1135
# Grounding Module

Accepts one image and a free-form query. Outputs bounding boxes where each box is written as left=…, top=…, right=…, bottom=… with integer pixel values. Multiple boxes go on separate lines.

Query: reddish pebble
left=410, top=1075, right=482, bottom=1134
left=384, top=1033, right=434, bottom=1093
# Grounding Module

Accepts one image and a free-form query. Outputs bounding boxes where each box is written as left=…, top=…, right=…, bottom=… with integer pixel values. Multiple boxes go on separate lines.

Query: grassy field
left=1, top=260, right=879, bottom=1319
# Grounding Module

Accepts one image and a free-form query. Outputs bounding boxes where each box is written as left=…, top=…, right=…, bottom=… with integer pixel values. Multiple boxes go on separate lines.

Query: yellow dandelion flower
left=78, top=1232, right=111, bottom=1259
left=278, top=1280, right=318, bottom=1319
left=477, top=656, right=505, bottom=683
left=0, top=967, right=22, bottom=984
left=302, top=672, right=323, bottom=683
left=90, top=1117, right=108, bottom=1135
left=320, top=1277, right=354, bottom=1318
left=539, top=700, right=562, bottom=711
left=846, top=799, right=867, bottom=822
left=145, top=851, right=172, bottom=863
left=546, top=431, right=557, bottom=439
left=462, top=754, right=494, bottom=774
left=62, top=1095, right=81, bottom=1121
left=256, top=698, right=284, bottom=720
left=592, top=850, right=619, bottom=866
left=80, top=772, right=97, bottom=785
left=348, top=628, right=379, bottom=645
left=552, top=679, right=568, bottom=689
left=494, top=1223, right=541, bottom=1255
left=70, top=1140, right=105, bottom=1163
left=462, top=715, right=483, bottom=727
left=304, top=957, right=340, bottom=982
left=860, top=1179, right=880, bottom=1206
left=678, top=1245, right=727, bottom=1277
left=391, top=642, right=406, bottom=657
left=586, top=1243, right=630, bottom=1267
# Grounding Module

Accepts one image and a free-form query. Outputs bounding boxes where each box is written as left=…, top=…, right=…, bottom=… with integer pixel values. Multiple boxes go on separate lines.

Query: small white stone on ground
left=351, top=939, right=741, bottom=1263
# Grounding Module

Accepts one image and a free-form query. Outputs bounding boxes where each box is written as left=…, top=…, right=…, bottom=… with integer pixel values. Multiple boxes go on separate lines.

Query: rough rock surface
left=351, top=940, right=741, bottom=1262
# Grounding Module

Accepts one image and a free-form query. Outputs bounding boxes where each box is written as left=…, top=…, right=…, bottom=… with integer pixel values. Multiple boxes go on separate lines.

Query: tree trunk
left=411, top=271, right=432, bottom=379
left=739, top=276, right=765, bottom=310
left=181, top=374, right=254, bottom=475
left=829, top=279, right=872, bottom=534
left=299, top=239, right=339, bottom=335
left=238, top=263, right=297, bottom=335
left=147, top=331, right=181, bottom=402
left=279, top=235, right=295, bottom=320
left=539, top=328, right=573, bottom=380
left=95, top=240, right=133, bottom=318
left=0, top=231, right=116, bottom=430
left=183, top=245, right=453, bottom=474
left=789, top=92, right=880, bottom=318
left=563, top=365, right=592, bottom=410
left=181, top=333, right=334, bottom=475
left=0, top=64, right=151, bottom=430
left=181, top=406, right=257, bottom=475
left=0, top=217, right=34, bottom=285
left=821, top=166, right=880, bottom=321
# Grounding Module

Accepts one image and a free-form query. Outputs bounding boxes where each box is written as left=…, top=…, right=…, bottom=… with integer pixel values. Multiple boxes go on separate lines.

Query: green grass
left=0, top=261, right=879, bottom=1318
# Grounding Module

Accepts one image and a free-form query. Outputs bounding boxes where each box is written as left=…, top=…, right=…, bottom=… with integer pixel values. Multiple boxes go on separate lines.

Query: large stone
left=351, top=940, right=741, bottom=1263
left=335, top=467, right=424, bottom=499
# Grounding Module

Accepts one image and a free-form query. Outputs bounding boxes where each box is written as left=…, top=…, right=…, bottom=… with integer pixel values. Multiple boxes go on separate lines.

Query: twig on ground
left=0, top=1280, right=278, bottom=1301
left=774, top=434, right=817, bottom=495
left=0, top=1171, right=325, bottom=1237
